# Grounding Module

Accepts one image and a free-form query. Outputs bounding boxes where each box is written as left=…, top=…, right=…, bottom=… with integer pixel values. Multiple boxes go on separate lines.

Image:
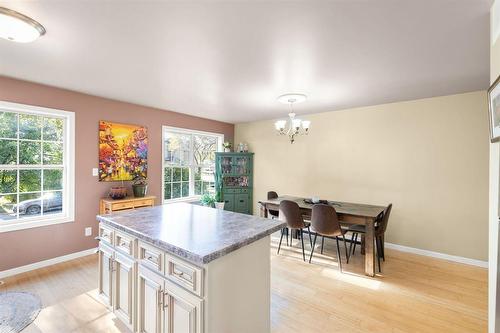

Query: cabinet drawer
left=111, top=202, right=135, bottom=211
left=99, top=224, right=114, bottom=245
left=165, top=255, right=203, bottom=297
left=133, top=199, right=153, bottom=207
left=114, top=231, right=135, bottom=257
left=138, top=241, right=163, bottom=273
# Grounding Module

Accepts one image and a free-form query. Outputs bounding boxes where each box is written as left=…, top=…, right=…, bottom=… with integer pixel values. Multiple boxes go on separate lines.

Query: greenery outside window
left=162, top=127, right=223, bottom=202
left=0, top=101, right=75, bottom=232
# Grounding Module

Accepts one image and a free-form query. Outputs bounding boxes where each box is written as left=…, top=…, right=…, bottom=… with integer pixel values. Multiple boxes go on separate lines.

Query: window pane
left=195, top=181, right=202, bottom=195
left=181, top=182, right=189, bottom=197
left=164, top=132, right=190, bottom=165
left=193, top=134, right=217, bottom=166
left=42, top=191, right=63, bottom=215
left=172, top=167, right=182, bottom=182
left=0, top=170, right=17, bottom=193
left=19, top=169, right=41, bottom=192
left=43, top=142, right=63, bottom=165
left=0, top=139, right=17, bottom=164
left=164, top=183, right=172, bottom=200
left=43, top=117, right=63, bottom=141
left=19, top=141, right=41, bottom=164
left=43, top=169, right=63, bottom=190
left=0, top=112, right=17, bottom=138
left=18, top=192, right=42, bottom=216
left=181, top=167, right=189, bottom=181
left=0, top=194, right=16, bottom=221
left=165, top=167, right=172, bottom=182
left=172, top=182, right=181, bottom=199
left=19, top=114, right=42, bottom=140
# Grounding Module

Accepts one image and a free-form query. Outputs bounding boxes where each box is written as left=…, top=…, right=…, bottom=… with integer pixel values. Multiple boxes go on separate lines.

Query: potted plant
left=200, top=193, right=216, bottom=208
left=109, top=180, right=127, bottom=199
left=223, top=141, right=232, bottom=152
left=214, top=176, right=225, bottom=209
left=132, top=176, right=148, bottom=198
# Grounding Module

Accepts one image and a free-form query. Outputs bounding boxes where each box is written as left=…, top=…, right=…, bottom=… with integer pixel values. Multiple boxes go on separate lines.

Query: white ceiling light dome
left=0, top=7, right=46, bottom=43
left=277, top=93, right=307, bottom=105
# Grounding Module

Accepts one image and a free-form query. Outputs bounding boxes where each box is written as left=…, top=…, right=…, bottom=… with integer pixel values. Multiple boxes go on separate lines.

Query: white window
left=162, top=126, right=223, bottom=202
left=0, top=101, right=75, bottom=232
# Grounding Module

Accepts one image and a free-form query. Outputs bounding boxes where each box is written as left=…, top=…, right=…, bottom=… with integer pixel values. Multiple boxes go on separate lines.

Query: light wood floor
left=0, top=236, right=487, bottom=333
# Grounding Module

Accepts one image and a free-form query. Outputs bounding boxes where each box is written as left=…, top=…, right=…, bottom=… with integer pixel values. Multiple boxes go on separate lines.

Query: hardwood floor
left=0, top=236, right=487, bottom=333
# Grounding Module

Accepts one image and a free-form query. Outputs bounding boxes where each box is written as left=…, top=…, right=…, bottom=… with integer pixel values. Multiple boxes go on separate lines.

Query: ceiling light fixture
left=275, top=93, right=310, bottom=144
left=0, top=7, right=46, bottom=43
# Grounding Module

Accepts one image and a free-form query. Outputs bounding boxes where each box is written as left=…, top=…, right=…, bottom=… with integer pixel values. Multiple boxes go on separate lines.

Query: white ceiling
left=0, top=0, right=492, bottom=123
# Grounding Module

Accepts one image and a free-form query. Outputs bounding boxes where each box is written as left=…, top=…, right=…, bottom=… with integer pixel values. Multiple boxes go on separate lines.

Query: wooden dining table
left=259, top=195, right=386, bottom=277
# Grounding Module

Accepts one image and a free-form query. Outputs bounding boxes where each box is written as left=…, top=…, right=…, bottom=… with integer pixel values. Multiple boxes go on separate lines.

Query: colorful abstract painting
left=99, top=121, right=148, bottom=181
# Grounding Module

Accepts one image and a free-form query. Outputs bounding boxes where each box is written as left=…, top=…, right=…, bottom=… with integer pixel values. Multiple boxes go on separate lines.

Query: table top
left=97, top=203, right=285, bottom=265
left=259, top=195, right=386, bottom=219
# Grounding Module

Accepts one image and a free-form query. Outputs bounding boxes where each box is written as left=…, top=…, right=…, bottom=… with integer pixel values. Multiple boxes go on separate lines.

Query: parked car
left=13, top=192, right=63, bottom=215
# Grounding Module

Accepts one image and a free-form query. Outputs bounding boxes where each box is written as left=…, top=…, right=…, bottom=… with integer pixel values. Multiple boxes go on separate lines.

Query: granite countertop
left=97, top=203, right=285, bottom=265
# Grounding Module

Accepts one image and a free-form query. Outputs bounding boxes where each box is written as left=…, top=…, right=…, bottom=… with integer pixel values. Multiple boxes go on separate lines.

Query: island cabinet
left=97, top=203, right=284, bottom=333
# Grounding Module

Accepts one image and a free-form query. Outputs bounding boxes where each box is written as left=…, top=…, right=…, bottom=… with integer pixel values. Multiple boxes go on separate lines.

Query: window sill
left=163, top=196, right=201, bottom=205
left=0, top=216, right=74, bottom=233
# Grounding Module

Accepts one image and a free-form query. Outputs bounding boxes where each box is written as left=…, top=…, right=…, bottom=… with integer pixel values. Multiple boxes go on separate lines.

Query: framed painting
left=99, top=121, right=148, bottom=181
left=489, top=74, right=500, bottom=143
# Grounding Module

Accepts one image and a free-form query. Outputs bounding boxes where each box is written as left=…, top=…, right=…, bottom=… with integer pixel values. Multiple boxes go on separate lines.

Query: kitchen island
left=96, top=202, right=284, bottom=333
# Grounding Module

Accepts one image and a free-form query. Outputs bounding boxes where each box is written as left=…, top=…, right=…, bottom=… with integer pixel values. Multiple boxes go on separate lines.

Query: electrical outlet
left=85, top=227, right=92, bottom=237
left=92, top=168, right=98, bottom=176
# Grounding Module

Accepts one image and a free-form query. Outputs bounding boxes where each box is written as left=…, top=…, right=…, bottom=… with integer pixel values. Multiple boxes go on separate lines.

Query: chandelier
left=274, top=93, right=310, bottom=143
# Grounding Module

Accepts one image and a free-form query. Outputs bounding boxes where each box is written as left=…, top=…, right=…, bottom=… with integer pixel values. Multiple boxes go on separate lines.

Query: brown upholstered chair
left=348, top=203, right=392, bottom=272
left=267, top=191, right=279, bottom=219
left=309, top=204, right=349, bottom=272
left=277, top=200, right=313, bottom=261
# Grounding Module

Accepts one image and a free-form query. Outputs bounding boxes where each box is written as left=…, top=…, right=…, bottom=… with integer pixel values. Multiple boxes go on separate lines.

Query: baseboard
left=385, top=242, right=488, bottom=268
left=0, top=247, right=97, bottom=279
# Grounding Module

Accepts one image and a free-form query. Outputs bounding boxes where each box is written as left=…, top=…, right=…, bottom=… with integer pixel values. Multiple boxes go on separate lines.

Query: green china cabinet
left=215, top=152, right=254, bottom=215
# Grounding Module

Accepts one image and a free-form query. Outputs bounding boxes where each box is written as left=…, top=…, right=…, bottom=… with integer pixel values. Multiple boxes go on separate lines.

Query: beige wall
left=0, top=76, right=234, bottom=272
left=236, top=91, right=489, bottom=261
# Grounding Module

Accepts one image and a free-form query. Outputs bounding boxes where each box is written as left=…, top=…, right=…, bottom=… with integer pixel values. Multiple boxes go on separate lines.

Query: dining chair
left=267, top=191, right=279, bottom=219
left=348, top=203, right=392, bottom=272
left=277, top=200, right=313, bottom=261
left=308, top=204, right=349, bottom=272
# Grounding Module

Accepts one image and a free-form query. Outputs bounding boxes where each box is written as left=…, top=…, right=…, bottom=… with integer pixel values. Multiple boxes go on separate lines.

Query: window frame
left=0, top=101, right=75, bottom=233
left=162, top=126, right=223, bottom=204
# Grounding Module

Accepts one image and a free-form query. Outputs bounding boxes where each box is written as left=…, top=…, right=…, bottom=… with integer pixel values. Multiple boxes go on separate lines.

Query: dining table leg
left=365, top=217, right=375, bottom=277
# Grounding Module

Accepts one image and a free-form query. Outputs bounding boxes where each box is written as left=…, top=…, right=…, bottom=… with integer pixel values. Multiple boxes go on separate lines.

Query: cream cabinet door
left=98, top=244, right=114, bottom=308
left=114, top=252, right=135, bottom=330
left=138, top=265, right=164, bottom=333
left=163, top=279, right=203, bottom=333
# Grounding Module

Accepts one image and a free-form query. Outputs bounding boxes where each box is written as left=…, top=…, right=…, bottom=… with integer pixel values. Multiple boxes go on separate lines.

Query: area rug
left=0, top=292, right=42, bottom=333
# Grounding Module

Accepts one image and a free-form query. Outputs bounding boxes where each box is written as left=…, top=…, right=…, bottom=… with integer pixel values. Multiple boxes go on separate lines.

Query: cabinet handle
left=240, top=200, right=244, bottom=202
left=163, top=291, right=169, bottom=309
left=158, top=289, right=163, bottom=307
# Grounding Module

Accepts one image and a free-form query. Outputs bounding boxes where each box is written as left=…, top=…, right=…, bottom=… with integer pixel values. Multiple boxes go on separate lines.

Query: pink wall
left=0, top=76, right=234, bottom=271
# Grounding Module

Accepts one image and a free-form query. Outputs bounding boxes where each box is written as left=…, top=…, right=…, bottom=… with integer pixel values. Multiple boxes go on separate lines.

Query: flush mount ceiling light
left=0, top=7, right=46, bottom=43
left=275, top=93, right=310, bottom=144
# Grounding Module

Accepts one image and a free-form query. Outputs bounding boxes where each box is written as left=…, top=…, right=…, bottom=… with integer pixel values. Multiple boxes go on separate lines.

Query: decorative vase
left=224, top=147, right=231, bottom=152
left=132, top=184, right=148, bottom=198
left=214, top=202, right=225, bottom=210
left=109, top=186, right=127, bottom=200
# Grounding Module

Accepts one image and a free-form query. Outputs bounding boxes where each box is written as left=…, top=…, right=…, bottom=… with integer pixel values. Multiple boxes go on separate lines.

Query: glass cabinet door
left=220, top=156, right=232, bottom=174
left=234, top=156, right=249, bottom=174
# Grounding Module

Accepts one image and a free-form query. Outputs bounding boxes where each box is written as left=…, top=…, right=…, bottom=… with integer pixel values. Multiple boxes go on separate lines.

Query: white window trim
left=161, top=126, right=223, bottom=204
left=0, top=101, right=75, bottom=233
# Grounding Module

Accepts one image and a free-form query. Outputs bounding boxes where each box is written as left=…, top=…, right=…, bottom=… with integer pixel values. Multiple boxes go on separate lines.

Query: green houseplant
left=132, top=176, right=148, bottom=198
left=214, top=175, right=225, bottom=209
left=223, top=141, right=232, bottom=152
left=200, top=193, right=216, bottom=208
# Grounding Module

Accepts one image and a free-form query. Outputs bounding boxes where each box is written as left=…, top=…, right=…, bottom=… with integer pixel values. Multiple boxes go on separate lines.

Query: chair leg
left=376, top=236, right=382, bottom=273
left=342, top=234, right=349, bottom=263
left=352, top=233, right=358, bottom=255
left=308, top=233, right=318, bottom=263
left=320, top=236, right=325, bottom=254
left=380, top=235, right=385, bottom=261
left=349, top=232, right=355, bottom=256
left=307, top=226, right=313, bottom=248
left=335, top=237, right=343, bottom=273
left=300, top=230, right=306, bottom=262
left=277, top=228, right=285, bottom=254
